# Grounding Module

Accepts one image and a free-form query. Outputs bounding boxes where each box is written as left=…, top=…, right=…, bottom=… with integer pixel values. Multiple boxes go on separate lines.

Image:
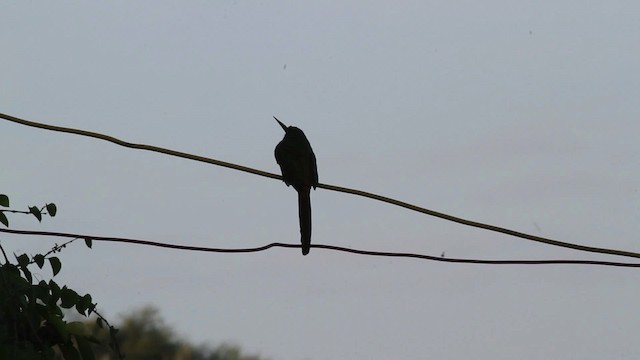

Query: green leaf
left=49, top=257, right=62, bottom=276
left=84, top=238, right=93, bottom=248
left=33, top=282, right=51, bottom=303
left=59, top=342, right=80, bottom=360
left=29, top=206, right=42, bottom=222
left=76, top=294, right=93, bottom=316
left=34, top=302, right=49, bottom=319
left=0, top=194, right=8, bottom=207
left=75, top=335, right=96, bottom=360
left=16, top=253, right=30, bottom=267
left=75, top=301, right=87, bottom=316
left=60, top=287, right=80, bottom=308
left=0, top=211, right=7, bottom=227
left=21, top=267, right=33, bottom=284
left=88, top=303, right=96, bottom=315
left=48, top=280, right=61, bottom=306
left=34, top=254, right=45, bottom=268
left=3, top=263, right=19, bottom=276
left=46, top=203, right=57, bottom=216
left=49, top=279, right=60, bottom=294
left=47, top=313, right=69, bottom=342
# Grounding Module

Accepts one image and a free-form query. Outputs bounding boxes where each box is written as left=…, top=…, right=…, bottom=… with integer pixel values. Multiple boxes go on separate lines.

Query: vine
left=0, top=194, right=122, bottom=359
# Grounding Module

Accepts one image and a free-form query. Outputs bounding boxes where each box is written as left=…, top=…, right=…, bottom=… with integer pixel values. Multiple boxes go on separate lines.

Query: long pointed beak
left=273, top=116, right=288, bottom=132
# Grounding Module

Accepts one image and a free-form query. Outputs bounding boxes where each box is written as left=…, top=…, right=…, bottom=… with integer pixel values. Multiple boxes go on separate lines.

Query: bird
left=274, top=116, right=318, bottom=255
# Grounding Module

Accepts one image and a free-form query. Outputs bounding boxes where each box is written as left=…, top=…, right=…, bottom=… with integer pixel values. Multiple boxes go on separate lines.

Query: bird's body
left=274, top=117, right=318, bottom=255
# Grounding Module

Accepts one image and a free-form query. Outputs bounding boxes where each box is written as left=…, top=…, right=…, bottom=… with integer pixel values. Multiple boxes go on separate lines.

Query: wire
left=1, top=227, right=639, bottom=267
left=0, top=112, right=278, bottom=180
left=2, top=112, right=639, bottom=259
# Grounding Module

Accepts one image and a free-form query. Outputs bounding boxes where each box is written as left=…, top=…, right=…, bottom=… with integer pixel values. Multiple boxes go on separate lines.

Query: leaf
left=0, top=211, right=7, bottom=227
left=3, top=263, right=19, bottom=277
left=67, top=321, right=90, bottom=337
left=60, top=287, right=80, bottom=308
left=59, top=342, right=80, bottom=360
left=0, top=194, right=8, bottom=207
left=84, top=238, right=92, bottom=248
left=49, top=279, right=60, bottom=294
left=109, top=326, right=119, bottom=337
left=87, top=301, right=96, bottom=315
left=96, top=317, right=104, bottom=328
left=47, top=314, right=69, bottom=342
left=21, top=266, right=33, bottom=284
left=76, top=294, right=93, bottom=316
left=75, top=300, right=87, bottom=316
left=29, top=206, right=42, bottom=222
left=34, top=254, right=45, bottom=268
left=46, top=203, right=57, bottom=216
left=16, top=253, right=30, bottom=267
left=49, top=257, right=62, bottom=276
left=75, top=335, right=96, bottom=360
left=48, top=280, right=61, bottom=306
left=33, top=281, right=51, bottom=303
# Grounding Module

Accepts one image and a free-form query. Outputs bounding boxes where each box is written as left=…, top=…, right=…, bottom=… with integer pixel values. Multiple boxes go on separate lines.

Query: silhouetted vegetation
left=0, top=194, right=122, bottom=359
left=0, top=194, right=263, bottom=360
left=87, top=306, right=265, bottom=360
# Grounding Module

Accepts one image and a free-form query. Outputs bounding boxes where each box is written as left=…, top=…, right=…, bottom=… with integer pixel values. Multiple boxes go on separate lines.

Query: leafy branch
left=0, top=193, right=121, bottom=359
left=0, top=194, right=57, bottom=227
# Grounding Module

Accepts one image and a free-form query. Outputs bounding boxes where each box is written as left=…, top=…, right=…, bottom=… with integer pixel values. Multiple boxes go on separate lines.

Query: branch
left=2, top=112, right=639, bottom=259
left=1, top=228, right=639, bottom=268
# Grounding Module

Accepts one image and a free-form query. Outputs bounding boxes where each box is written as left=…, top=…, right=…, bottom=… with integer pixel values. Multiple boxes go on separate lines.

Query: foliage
left=87, top=306, right=266, bottom=360
left=0, top=193, right=56, bottom=227
left=0, top=194, right=121, bottom=359
left=1, top=194, right=263, bottom=359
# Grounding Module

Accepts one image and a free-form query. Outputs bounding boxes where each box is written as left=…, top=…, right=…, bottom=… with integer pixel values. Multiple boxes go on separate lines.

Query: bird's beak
left=273, top=116, right=288, bottom=132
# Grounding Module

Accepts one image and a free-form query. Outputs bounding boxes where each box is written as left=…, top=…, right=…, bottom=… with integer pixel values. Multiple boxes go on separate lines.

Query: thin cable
left=0, top=112, right=278, bottom=180
left=1, top=228, right=639, bottom=268
left=2, top=112, right=639, bottom=259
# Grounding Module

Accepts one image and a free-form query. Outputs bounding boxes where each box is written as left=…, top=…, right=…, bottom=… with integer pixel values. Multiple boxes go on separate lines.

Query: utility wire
left=1, top=228, right=639, bottom=268
left=2, top=112, right=639, bottom=259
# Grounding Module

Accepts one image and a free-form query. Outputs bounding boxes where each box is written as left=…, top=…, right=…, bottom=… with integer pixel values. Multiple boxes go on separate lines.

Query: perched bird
left=274, top=116, right=318, bottom=255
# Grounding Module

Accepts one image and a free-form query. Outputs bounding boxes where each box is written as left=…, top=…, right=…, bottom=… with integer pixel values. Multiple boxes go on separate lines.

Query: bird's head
left=274, top=116, right=289, bottom=132
left=274, top=116, right=307, bottom=140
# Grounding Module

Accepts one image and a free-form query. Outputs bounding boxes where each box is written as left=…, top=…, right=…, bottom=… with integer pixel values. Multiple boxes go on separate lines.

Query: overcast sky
left=2, top=2, right=640, bottom=359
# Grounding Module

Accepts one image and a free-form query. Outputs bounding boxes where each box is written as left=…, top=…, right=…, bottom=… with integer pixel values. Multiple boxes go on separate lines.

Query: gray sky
left=2, top=1, right=640, bottom=359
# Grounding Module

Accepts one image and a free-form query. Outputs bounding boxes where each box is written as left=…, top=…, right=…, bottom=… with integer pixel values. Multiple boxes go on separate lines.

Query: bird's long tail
left=297, top=188, right=312, bottom=255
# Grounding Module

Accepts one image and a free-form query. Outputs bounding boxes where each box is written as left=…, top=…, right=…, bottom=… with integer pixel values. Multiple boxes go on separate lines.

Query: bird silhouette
left=274, top=116, right=318, bottom=255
